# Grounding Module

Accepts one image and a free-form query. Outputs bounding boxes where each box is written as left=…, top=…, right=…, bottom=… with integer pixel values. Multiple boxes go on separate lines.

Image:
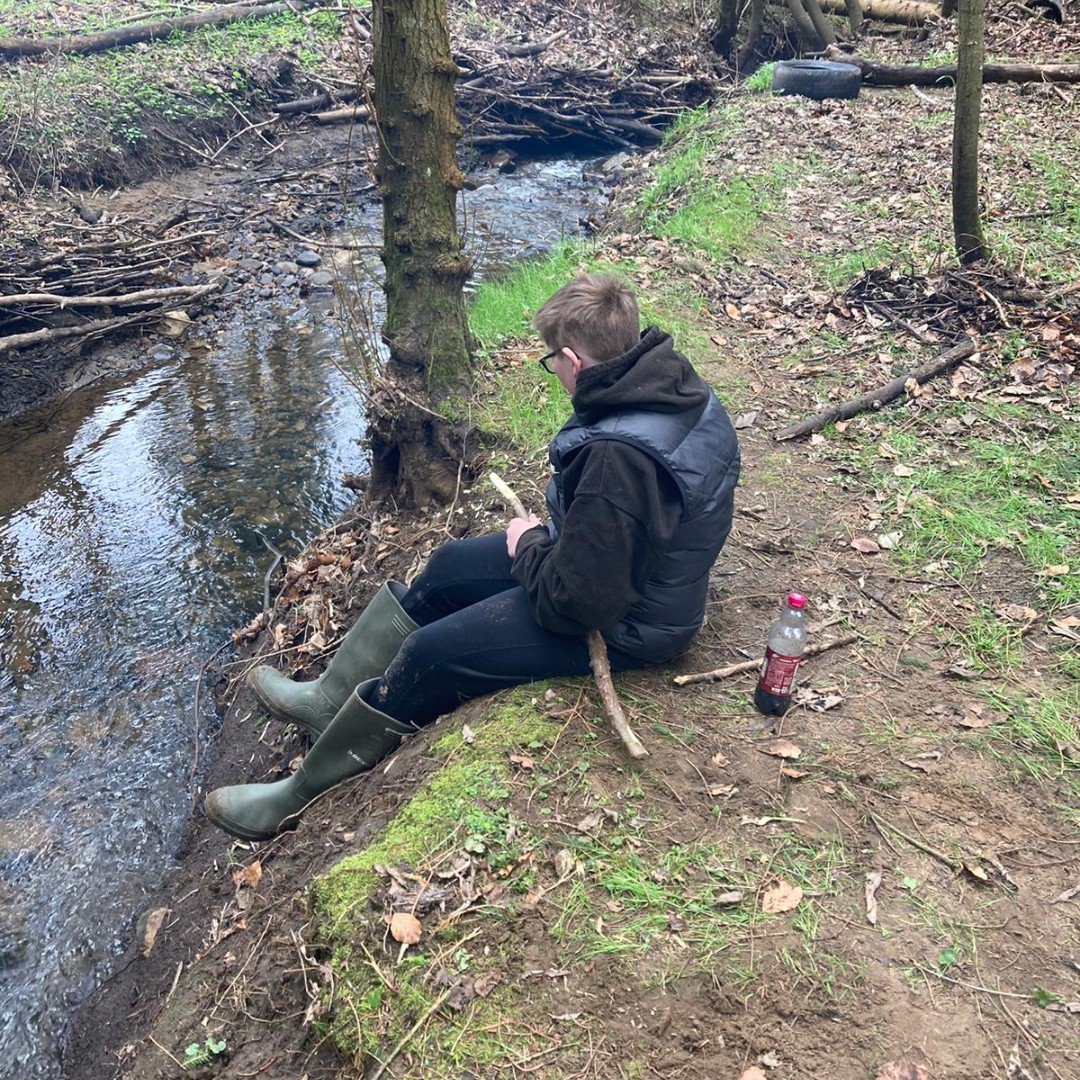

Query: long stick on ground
left=674, top=634, right=858, bottom=686
left=488, top=472, right=648, bottom=760
left=775, top=340, right=976, bottom=441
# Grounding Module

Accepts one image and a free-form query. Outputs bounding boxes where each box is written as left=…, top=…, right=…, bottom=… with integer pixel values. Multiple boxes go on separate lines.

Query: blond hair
left=533, top=273, right=640, bottom=363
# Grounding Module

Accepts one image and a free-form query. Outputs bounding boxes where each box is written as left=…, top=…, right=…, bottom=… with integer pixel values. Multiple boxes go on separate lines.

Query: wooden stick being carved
left=488, top=472, right=648, bottom=760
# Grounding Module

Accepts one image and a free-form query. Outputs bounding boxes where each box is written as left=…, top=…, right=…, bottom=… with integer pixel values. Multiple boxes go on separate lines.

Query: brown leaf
left=232, top=860, right=262, bottom=891
left=716, top=891, right=744, bottom=905
left=865, top=871, right=882, bottom=925
left=761, top=880, right=803, bottom=913
left=955, top=706, right=998, bottom=730
left=724, top=302, right=741, bottom=320
left=963, top=861, right=990, bottom=884
left=875, top=1062, right=929, bottom=1080
left=994, top=603, right=1039, bottom=623
left=780, top=767, right=808, bottom=779
left=850, top=537, right=881, bottom=554
left=461, top=723, right=475, bottom=744
left=734, top=411, right=758, bottom=429
left=708, top=784, right=739, bottom=798
left=388, top=911, right=422, bottom=945
left=761, top=739, right=802, bottom=760
left=509, top=754, right=534, bottom=770
left=138, top=907, right=170, bottom=958
left=738, top=1069, right=767, bottom=1080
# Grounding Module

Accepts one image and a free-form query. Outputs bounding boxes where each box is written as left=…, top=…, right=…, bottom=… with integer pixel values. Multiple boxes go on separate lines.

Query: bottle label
left=759, top=648, right=801, bottom=696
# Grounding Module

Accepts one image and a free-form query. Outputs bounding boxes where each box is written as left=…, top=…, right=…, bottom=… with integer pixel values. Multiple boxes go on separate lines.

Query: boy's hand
left=506, top=514, right=542, bottom=557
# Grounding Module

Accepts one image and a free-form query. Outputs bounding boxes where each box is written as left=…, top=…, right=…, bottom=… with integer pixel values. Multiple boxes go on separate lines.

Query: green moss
left=306, top=692, right=555, bottom=1066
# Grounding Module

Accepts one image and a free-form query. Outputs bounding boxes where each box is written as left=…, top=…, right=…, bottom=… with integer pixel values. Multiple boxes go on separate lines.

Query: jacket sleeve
left=510, top=439, right=683, bottom=636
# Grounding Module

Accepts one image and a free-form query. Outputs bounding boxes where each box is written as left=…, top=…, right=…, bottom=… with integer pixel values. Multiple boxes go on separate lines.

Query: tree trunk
left=787, top=0, right=825, bottom=51
left=737, top=0, right=767, bottom=70
left=367, top=0, right=473, bottom=508
left=708, top=0, right=742, bottom=59
left=843, top=0, right=865, bottom=34
left=953, top=0, right=988, bottom=263
left=805, top=0, right=838, bottom=47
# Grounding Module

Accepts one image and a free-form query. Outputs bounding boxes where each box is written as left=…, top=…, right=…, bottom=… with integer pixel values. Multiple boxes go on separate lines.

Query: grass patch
left=635, top=104, right=785, bottom=261
left=813, top=240, right=899, bottom=290
left=859, top=410, right=1080, bottom=614
left=307, top=692, right=555, bottom=1070
left=0, top=5, right=342, bottom=184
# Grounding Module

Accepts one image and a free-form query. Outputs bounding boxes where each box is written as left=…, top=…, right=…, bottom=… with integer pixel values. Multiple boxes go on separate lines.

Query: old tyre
left=771, top=60, right=862, bottom=102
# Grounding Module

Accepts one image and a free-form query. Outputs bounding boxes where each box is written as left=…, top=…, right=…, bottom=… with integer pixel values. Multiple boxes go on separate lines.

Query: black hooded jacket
left=510, top=327, right=739, bottom=659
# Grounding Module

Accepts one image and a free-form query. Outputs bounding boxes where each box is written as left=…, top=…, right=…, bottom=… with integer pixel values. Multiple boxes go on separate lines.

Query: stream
left=0, top=155, right=609, bottom=1079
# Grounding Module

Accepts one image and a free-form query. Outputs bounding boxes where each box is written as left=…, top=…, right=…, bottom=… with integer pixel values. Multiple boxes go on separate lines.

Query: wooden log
left=774, top=339, right=976, bottom=441
left=818, top=0, right=940, bottom=21
left=312, top=106, right=371, bottom=125
left=0, top=0, right=324, bottom=58
left=829, top=48, right=1080, bottom=85
left=0, top=313, right=149, bottom=354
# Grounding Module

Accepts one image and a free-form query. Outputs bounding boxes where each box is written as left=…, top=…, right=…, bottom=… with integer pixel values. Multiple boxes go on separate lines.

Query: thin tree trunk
left=953, top=0, right=988, bottom=263
left=787, top=0, right=825, bottom=51
left=367, top=0, right=473, bottom=507
left=738, top=0, right=767, bottom=70
left=843, top=0, right=865, bottom=34
left=805, top=0, right=838, bottom=47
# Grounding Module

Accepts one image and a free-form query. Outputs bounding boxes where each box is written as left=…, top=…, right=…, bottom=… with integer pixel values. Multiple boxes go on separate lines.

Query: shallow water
left=0, top=156, right=606, bottom=1079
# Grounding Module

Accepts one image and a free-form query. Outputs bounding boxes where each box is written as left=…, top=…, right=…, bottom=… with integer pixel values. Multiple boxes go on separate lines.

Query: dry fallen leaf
left=1041, top=564, right=1071, bottom=577
left=875, top=1062, right=929, bottom=1080
left=761, top=739, right=802, bottom=760
left=724, top=302, right=741, bottom=320
left=138, top=906, right=170, bottom=958
left=708, top=784, right=739, bottom=798
left=716, top=891, right=744, bottom=905
left=738, top=1068, right=767, bottom=1080
left=461, top=723, right=475, bottom=744
left=734, top=411, right=758, bottom=429
left=388, top=911, right=422, bottom=945
left=232, top=860, right=262, bottom=891
left=780, top=767, right=808, bottom=779
left=509, top=754, right=534, bottom=770
left=865, top=871, right=882, bottom=925
left=994, top=603, right=1040, bottom=623
left=850, top=537, right=882, bottom=555
left=761, top=880, right=803, bottom=914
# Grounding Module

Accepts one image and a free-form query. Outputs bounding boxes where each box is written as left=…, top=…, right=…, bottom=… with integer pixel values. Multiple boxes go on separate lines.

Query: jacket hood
left=571, top=326, right=710, bottom=426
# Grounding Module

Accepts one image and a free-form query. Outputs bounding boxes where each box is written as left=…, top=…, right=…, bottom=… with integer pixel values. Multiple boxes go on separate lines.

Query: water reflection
left=0, top=155, right=606, bottom=1078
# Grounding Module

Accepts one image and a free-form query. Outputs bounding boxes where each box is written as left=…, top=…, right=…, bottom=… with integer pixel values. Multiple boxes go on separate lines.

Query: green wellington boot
left=205, top=679, right=416, bottom=841
left=249, top=581, right=418, bottom=736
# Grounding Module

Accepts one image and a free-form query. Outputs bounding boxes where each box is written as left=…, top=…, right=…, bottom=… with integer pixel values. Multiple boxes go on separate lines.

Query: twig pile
left=0, top=206, right=218, bottom=357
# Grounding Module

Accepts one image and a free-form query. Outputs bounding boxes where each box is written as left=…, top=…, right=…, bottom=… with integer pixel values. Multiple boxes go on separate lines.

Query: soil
left=14, top=5, right=1080, bottom=1080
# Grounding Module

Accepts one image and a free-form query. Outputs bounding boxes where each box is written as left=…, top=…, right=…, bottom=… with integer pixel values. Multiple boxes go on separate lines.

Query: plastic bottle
left=754, top=593, right=808, bottom=716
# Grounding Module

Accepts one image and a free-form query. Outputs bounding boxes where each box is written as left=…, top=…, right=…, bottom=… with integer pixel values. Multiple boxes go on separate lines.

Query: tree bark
left=843, top=0, right=865, bottom=34
left=0, top=0, right=323, bottom=58
left=953, top=0, right=988, bottom=263
left=367, top=0, right=473, bottom=507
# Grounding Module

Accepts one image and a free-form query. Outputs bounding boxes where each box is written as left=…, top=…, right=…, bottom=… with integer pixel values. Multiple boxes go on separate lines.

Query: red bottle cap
left=787, top=593, right=807, bottom=609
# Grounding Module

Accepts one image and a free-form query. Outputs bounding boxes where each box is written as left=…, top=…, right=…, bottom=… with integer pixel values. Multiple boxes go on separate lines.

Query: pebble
left=296, top=249, right=321, bottom=268
left=309, top=270, right=334, bottom=287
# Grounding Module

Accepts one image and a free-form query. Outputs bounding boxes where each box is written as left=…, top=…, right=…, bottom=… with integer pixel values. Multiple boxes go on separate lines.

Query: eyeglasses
left=538, top=349, right=560, bottom=374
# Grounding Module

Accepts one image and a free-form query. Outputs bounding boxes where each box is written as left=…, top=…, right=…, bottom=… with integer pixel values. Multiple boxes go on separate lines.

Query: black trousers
left=369, top=534, right=643, bottom=726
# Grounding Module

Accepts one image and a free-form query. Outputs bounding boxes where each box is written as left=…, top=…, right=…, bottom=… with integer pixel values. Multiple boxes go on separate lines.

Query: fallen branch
left=828, top=48, right=1080, bottom=86
left=774, top=339, right=976, bottom=441
left=312, top=105, right=371, bottom=125
left=0, top=0, right=325, bottom=58
left=673, top=634, right=858, bottom=687
left=0, top=312, right=149, bottom=354
left=487, top=472, right=648, bottom=760
left=0, top=282, right=220, bottom=310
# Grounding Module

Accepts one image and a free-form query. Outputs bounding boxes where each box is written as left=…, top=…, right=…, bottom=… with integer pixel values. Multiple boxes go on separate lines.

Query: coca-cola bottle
left=754, top=593, right=807, bottom=716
